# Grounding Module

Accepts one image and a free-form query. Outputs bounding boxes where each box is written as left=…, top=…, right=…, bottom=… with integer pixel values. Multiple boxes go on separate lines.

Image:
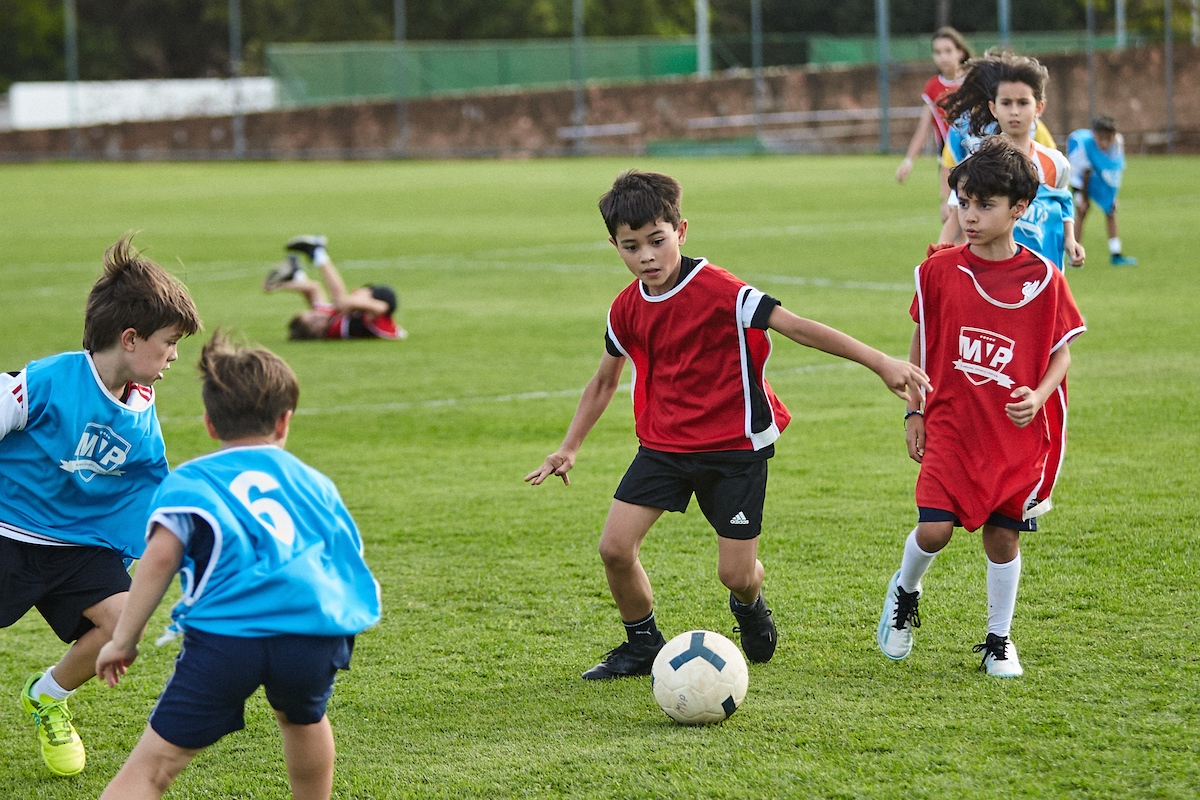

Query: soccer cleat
left=973, top=633, right=1024, bottom=677
left=264, top=255, right=305, bottom=290
left=581, top=635, right=664, bottom=680
left=285, top=235, right=328, bottom=261
left=730, top=592, right=777, bottom=663
left=877, top=570, right=921, bottom=660
left=20, top=673, right=86, bottom=776
left=1110, top=254, right=1138, bottom=267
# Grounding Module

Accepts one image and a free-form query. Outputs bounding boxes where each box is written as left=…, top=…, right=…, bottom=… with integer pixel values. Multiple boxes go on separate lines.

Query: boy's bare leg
left=981, top=524, right=1019, bottom=564
left=53, top=592, right=126, bottom=690
left=100, top=726, right=199, bottom=800
left=715, top=537, right=764, bottom=605
left=276, top=712, right=335, bottom=800
left=597, top=500, right=662, bottom=622
left=268, top=277, right=327, bottom=308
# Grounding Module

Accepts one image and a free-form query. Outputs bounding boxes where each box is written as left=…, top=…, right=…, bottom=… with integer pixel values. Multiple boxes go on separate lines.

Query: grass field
left=0, top=154, right=1197, bottom=799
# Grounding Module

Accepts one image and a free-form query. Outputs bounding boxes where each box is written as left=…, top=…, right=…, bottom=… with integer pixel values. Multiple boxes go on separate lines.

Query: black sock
left=623, top=611, right=659, bottom=645
left=730, top=592, right=763, bottom=613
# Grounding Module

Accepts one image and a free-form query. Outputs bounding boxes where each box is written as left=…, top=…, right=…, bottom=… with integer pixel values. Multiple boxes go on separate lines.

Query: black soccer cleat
left=581, top=634, right=664, bottom=680
left=731, top=591, right=777, bottom=663
left=285, top=235, right=328, bottom=261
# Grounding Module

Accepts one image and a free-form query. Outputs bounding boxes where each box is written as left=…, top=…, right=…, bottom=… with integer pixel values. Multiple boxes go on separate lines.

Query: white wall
left=6, top=78, right=278, bottom=131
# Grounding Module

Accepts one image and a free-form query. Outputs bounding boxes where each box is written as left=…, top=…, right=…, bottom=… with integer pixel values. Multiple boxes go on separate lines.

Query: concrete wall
left=1, top=46, right=1195, bottom=161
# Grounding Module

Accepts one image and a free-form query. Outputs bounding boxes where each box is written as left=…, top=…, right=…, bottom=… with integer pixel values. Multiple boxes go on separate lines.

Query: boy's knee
left=597, top=539, right=637, bottom=570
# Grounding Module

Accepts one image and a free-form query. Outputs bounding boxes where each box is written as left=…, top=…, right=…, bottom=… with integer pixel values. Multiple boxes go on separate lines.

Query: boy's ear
left=120, top=328, right=138, bottom=351
left=676, top=218, right=687, bottom=244
left=275, top=409, right=293, bottom=443
left=608, top=235, right=618, bottom=249
left=1012, top=199, right=1030, bottom=219
left=202, top=412, right=220, bottom=442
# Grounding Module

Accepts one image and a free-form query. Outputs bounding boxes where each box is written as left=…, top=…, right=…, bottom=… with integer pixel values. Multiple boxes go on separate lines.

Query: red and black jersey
left=605, top=257, right=789, bottom=454
left=311, top=303, right=404, bottom=340
left=911, top=244, right=1085, bottom=530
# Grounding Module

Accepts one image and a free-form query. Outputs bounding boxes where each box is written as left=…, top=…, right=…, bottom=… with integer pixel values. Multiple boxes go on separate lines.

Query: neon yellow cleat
left=20, top=673, right=86, bottom=776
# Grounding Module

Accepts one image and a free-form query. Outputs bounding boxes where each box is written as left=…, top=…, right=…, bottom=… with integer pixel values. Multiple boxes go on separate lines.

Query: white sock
left=312, top=247, right=331, bottom=266
left=1108, top=237, right=1122, bottom=255
left=32, top=667, right=72, bottom=701
left=898, top=527, right=937, bottom=593
left=987, top=552, right=1022, bottom=638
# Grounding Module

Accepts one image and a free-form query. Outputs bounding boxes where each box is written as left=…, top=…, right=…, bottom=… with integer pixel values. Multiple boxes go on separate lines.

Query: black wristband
left=904, top=410, right=923, bottom=423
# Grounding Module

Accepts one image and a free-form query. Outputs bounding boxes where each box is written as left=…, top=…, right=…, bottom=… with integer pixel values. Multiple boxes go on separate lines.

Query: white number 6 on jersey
left=230, top=470, right=296, bottom=547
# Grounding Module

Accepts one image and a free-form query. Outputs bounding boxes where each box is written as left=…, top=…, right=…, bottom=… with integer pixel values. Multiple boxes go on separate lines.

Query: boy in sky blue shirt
left=4, top=235, right=201, bottom=777
left=96, top=331, right=380, bottom=800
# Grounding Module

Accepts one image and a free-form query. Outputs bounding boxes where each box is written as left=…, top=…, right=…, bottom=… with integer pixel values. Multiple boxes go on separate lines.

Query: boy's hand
left=1066, top=239, right=1086, bottom=267
left=1005, top=386, right=1046, bottom=428
left=525, top=451, right=575, bottom=486
left=905, top=414, right=926, bottom=462
left=878, top=357, right=933, bottom=400
left=96, top=640, right=138, bottom=688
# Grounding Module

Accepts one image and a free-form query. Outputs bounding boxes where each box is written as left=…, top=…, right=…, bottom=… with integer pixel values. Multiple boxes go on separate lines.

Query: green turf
left=1, top=154, right=1197, bottom=798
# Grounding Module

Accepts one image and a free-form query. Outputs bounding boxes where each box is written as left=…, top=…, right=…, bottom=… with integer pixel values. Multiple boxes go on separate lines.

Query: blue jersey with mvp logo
left=149, top=445, right=381, bottom=637
left=0, top=351, right=167, bottom=559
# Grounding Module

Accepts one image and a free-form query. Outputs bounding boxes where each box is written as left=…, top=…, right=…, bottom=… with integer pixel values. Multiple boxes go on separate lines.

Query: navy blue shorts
left=614, top=447, right=769, bottom=540
left=0, top=538, right=131, bottom=643
left=918, top=506, right=1037, bottom=532
left=150, top=629, right=354, bottom=750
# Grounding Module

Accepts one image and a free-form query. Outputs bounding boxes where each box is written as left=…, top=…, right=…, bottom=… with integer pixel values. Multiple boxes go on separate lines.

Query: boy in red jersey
left=264, top=236, right=406, bottom=341
left=877, top=137, right=1086, bottom=677
left=526, top=170, right=931, bottom=679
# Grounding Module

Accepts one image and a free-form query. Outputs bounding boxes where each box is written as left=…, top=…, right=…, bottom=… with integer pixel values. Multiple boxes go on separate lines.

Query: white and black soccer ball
left=651, top=630, right=748, bottom=725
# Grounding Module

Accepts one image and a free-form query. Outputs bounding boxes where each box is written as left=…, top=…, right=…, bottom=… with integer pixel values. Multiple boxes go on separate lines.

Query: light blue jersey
left=149, top=445, right=381, bottom=638
left=1067, top=129, right=1125, bottom=215
left=0, top=351, right=167, bottom=559
left=1014, top=185, right=1074, bottom=270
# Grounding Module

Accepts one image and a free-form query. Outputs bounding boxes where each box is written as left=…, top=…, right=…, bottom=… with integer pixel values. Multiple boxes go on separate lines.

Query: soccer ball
left=651, top=630, right=748, bottom=725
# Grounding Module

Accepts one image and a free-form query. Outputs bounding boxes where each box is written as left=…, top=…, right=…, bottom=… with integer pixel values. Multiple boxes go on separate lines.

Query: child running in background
left=1067, top=116, right=1138, bottom=266
left=936, top=50, right=1084, bottom=269
left=264, top=235, right=407, bottom=340
left=3, top=235, right=201, bottom=777
left=895, top=27, right=972, bottom=223
left=96, top=331, right=381, bottom=800
left=877, top=137, right=1086, bottom=677
left=526, top=169, right=930, bottom=680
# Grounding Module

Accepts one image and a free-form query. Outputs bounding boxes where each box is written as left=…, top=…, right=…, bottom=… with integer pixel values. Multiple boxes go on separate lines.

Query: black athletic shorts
left=614, top=446, right=769, bottom=540
left=918, top=506, right=1037, bottom=532
left=151, top=629, right=354, bottom=749
left=0, top=537, right=132, bottom=642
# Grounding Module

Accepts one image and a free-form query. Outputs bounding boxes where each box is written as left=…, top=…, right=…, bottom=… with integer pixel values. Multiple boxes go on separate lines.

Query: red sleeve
left=1052, top=273, right=1086, bottom=348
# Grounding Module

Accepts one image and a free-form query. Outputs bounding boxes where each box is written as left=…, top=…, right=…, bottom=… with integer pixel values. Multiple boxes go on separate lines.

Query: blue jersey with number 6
left=148, top=445, right=381, bottom=637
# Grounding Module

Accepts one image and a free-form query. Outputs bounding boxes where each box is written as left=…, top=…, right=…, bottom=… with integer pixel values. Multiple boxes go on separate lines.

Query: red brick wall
left=2, top=46, right=1195, bottom=160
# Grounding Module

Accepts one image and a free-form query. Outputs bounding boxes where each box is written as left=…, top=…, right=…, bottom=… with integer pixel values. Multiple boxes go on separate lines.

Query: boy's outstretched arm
left=1006, top=344, right=1070, bottom=428
left=525, top=352, right=625, bottom=486
left=96, top=526, right=185, bottom=688
left=767, top=306, right=932, bottom=400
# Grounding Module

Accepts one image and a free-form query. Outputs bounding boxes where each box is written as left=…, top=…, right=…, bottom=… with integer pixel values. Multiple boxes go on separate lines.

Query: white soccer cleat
left=974, top=633, right=1024, bottom=677
left=877, top=569, right=921, bottom=660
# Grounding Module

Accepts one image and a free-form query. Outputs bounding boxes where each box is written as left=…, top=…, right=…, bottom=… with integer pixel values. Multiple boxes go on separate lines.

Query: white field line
left=158, top=362, right=857, bottom=424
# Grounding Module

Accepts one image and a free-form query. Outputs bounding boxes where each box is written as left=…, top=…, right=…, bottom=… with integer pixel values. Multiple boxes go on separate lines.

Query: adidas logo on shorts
left=729, top=511, right=750, bottom=525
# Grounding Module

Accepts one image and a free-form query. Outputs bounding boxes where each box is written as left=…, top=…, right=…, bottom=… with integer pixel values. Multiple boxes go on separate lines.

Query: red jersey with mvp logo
left=910, top=244, right=1085, bottom=530
left=606, top=258, right=790, bottom=453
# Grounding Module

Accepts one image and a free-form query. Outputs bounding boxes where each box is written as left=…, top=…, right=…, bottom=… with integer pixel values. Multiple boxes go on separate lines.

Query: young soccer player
left=264, top=235, right=407, bottom=340
left=2, top=234, right=201, bottom=776
left=936, top=51, right=1084, bottom=269
left=895, top=27, right=972, bottom=222
left=877, top=137, right=1086, bottom=677
left=1067, top=116, right=1137, bottom=266
left=96, top=331, right=381, bottom=800
left=526, top=169, right=931, bottom=679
